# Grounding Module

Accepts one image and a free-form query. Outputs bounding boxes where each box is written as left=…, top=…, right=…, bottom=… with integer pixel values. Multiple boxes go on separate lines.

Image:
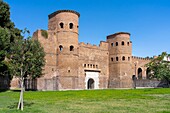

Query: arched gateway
left=85, top=71, right=99, bottom=89
left=87, top=78, right=94, bottom=89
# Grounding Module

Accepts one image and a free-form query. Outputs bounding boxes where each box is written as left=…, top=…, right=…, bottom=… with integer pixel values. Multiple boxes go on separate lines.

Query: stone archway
left=87, top=78, right=94, bottom=89
left=138, top=68, right=142, bottom=79
left=85, top=71, right=99, bottom=89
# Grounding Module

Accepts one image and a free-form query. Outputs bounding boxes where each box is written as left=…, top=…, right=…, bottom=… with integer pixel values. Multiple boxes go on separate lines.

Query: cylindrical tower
left=107, top=32, right=133, bottom=88
left=48, top=10, right=80, bottom=89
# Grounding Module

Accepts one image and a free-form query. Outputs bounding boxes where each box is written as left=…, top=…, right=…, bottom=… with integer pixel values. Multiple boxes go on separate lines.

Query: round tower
left=48, top=10, right=80, bottom=89
left=107, top=32, right=133, bottom=88
left=48, top=10, right=80, bottom=46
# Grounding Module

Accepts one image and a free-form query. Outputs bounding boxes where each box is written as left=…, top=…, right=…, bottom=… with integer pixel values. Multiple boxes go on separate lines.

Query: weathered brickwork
left=10, top=10, right=152, bottom=90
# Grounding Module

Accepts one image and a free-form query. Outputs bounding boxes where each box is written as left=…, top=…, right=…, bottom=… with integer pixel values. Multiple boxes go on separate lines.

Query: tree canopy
left=0, top=28, right=10, bottom=71
left=146, top=52, right=170, bottom=86
left=0, top=0, right=21, bottom=76
left=9, top=36, right=45, bottom=79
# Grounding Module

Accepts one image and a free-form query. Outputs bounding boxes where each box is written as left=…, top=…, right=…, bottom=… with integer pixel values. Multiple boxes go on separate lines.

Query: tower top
left=107, top=32, right=130, bottom=39
left=48, top=10, right=80, bottom=19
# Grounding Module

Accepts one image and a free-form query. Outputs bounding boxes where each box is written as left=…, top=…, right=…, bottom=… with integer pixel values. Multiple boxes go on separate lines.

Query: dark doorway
left=138, top=68, right=142, bottom=79
left=146, top=68, right=151, bottom=79
left=87, top=78, right=94, bottom=89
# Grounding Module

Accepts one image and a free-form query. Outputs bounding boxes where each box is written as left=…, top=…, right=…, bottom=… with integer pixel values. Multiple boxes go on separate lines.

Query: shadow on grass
left=25, top=89, right=37, bottom=91
left=7, top=101, right=34, bottom=109
left=10, top=90, right=21, bottom=92
left=0, top=89, right=9, bottom=92
left=0, top=89, right=22, bottom=93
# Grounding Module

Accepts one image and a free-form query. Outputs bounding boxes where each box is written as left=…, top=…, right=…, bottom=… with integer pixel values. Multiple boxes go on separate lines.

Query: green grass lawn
left=0, top=88, right=170, bottom=113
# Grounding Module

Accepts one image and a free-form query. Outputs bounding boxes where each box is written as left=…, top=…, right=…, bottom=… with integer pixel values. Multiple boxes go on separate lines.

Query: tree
left=146, top=52, right=170, bottom=87
left=0, top=0, right=21, bottom=90
left=9, top=33, right=45, bottom=110
left=0, top=28, right=10, bottom=73
left=0, top=1, right=45, bottom=110
left=0, top=0, right=21, bottom=37
left=0, top=0, right=21, bottom=76
left=0, top=27, right=11, bottom=89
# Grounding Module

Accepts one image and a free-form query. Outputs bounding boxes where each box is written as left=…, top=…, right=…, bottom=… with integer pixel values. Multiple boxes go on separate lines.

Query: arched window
left=138, top=68, right=142, bottom=79
left=128, top=57, right=130, bottom=61
left=84, top=64, right=86, bottom=67
left=111, top=57, right=113, bottom=61
left=111, top=43, right=114, bottom=47
left=122, top=56, right=125, bottom=61
left=69, top=23, right=73, bottom=29
left=59, top=45, right=63, bottom=51
left=116, top=42, right=118, bottom=46
left=116, top=57, right=119, bottom=61
left=90, top=64, right=92, bottom=68
left=122, top=41, right=125, bottom=46
left=70, top=45, right=74, bottom=51
left=96, top=65, right=98, bottom=68
left=127, top=42, right=130, bottom=46
left=59, top=22, right=64, bottom=28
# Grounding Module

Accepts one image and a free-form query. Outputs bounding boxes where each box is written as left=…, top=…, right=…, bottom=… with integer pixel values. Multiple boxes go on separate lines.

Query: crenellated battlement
left=107, top=32, right=130, bottom=39
left=48, top=10, right=80, bottom=19
left=132, top=56, right=151, bottom=60
left=79, top=41, right=108, bottom=50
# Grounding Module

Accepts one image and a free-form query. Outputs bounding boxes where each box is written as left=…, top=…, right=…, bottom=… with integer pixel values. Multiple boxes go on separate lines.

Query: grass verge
left=0, top=88, right=170, bottom=113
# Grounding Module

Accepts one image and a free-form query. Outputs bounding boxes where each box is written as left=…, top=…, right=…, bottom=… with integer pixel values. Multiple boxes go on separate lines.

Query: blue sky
left=4, top=0, right=170, bottom=57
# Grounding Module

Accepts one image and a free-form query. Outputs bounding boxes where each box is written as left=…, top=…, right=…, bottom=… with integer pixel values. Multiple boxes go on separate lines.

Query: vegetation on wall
left=41, top=29, right=48, bottom=39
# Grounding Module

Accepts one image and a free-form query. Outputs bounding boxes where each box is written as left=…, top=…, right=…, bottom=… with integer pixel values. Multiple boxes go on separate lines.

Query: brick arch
left=59, top=22, right=64, bottom=28
left=121, top=41, right=125, bottom=45
left=87, top=78, right=94, bottom=89
left=69, top=23, right=73, bottom=29
left=70, top=45, right=74, bottom=51
left=137, top=68, right=142, bottom=79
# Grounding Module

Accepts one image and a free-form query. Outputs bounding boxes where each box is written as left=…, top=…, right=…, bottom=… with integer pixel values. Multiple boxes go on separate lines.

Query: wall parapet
left=79, top=41, right=108, bottom=50
left=107, top=32, right=130, bottom=39
left=48, top=10, right=80, bottom=19
left=132, top=56, right=151, bottom=60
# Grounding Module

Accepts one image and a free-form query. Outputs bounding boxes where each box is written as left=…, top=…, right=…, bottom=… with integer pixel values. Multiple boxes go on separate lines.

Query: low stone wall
left=24, top=78, right=169, bottom=90
left=135, top=79, right=162, bottom=88
left=24, top=76, right=109, bottom=91
left=0, top=76, right=10, bottom=90
left=25, top=78, right=57, bottom=91
left=25, top=76, right=81, bottom=91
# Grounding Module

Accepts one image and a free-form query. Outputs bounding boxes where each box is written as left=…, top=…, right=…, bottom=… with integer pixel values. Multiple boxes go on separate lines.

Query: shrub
left=41, top=30, right=48, bottom=39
